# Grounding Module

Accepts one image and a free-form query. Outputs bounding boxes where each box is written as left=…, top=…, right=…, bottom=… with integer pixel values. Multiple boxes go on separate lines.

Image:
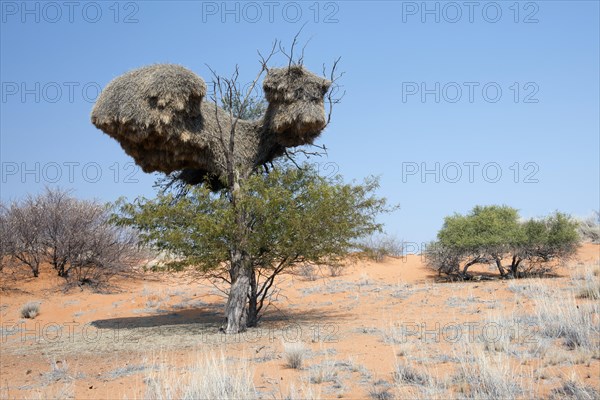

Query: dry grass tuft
left=284, top=342, right=306, bottom=369
left=532, top=290, right=599, bottom=350
left=453, top=345, right=523, bottom=400
left=549, top=377, right=600, bottom=400
left=21, top=302, right=40, bottom=319
left=144, top=353, right=255, bottom=399
left=393, top=362, right=432, bottom=386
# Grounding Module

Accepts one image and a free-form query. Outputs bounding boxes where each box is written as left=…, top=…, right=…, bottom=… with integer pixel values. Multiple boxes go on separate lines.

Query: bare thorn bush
left=2, top=188, right=145, bottom=287
left=297, top=263, right=319, bottom=281
left=577, top=211, right=600, bottom=243
left=360, top=235, right=404, bottom=262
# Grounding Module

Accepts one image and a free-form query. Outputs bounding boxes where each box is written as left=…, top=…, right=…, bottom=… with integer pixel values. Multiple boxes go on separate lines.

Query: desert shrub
left=426, top=206, right=580, bottom=279
left=2, top=197, right=46, bottom=277
left=327, top=262, right=345, bottom=277
left=21, top=302, right=39, bottom=319
left=297, top=263, right=319, bottom=281
left=0, top=204, right=19, bottom=274
left=576, top=268, right=600, bottom=300
left=283, top=341, right=306, bottom=369
left=360, top=235, right=404, bottom=262
left=577, top=211, right=600, bottom=243
left=2, top=188, right=144, bottom=285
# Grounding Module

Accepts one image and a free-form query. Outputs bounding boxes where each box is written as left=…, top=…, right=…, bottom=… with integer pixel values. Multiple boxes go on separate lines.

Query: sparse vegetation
left=453, top=345, right=523, bottom=399
left=284, top=342, right=306, bottom=369
left=360, top=235, right=404, bottom=262
left=532, top=290, right=599, bottom=350
left=144, top=353, right=256, bottom=399
left=20, top=302, right=39, bottom=319
left=309, top=360, right=339, bottom=384
left=297, top=263, right=319, bottom=281
left=368, top=380, right=394, bottom=400
left=577, top=211, right=600, bottom=244
left=549, top=378, right=600, bottom=400
left=393, top=362, right=431, bottom=386
left=1, top=188, right=144, bottom=286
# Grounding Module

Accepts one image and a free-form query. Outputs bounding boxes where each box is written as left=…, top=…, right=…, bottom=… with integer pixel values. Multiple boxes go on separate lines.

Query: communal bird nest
left=91, top=63, right=332, bottom=189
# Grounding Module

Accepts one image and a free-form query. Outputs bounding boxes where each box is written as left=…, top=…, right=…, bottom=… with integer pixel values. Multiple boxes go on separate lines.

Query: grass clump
left=144, top=353, right=255, bottom=399
left=284, top=342, right=306, bottom=369
left=549, top=379, right=600, bottom=400
left=393, top=362, right=431, bottom=386
left=21, top=302, right=40, bottom=319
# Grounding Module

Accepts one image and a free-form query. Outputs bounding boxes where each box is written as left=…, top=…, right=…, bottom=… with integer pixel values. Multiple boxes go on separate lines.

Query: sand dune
left=1, top=244, right=598, bottom=399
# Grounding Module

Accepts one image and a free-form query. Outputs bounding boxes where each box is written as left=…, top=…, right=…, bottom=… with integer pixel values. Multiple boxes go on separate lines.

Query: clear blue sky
left=1, top=1, right=599, bottom=247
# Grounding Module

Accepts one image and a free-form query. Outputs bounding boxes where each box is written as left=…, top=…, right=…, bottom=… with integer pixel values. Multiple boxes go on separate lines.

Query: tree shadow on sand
left=90, top=304, right=350, bottom=333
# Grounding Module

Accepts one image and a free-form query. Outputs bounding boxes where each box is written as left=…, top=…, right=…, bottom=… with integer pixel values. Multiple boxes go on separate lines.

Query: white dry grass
left=532, top=290, right=600, bottom=350
left=283, top=341, right=306, bottom=369
left=453, top=342, right=526, bottom=400
left=143, top=352, right=255, bottom=400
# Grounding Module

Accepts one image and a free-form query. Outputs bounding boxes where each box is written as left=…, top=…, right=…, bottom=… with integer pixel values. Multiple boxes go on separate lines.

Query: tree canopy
left=114, top=164, right=392, bottom=326
left=426, top=205, right=580, bottom=279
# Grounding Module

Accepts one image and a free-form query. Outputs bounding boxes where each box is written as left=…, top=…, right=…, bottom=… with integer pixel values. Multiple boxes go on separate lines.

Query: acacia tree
left=115, top=165, right=390, bottom=327
left=91, top=35, right=347, bottom=332
left=426, top=205, right=580, bottom=279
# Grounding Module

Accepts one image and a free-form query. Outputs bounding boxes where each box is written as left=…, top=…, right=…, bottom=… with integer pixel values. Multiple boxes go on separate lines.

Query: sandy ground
left=1, top=244, right=598, bottom=399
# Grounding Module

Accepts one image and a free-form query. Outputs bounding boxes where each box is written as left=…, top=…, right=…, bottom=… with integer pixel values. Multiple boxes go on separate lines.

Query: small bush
left=577, top=211, right=600, bottom=243
left=297, top=264, right=319, bottom=281
left=368, top=380, right=394, bottom=400
left=21, top=302, right=39, bottom=319
left=393, top=362, right=431, bottom=386
left=309, top=360, right=338, bottom=384
left=2, top=188, right=144, bottom=284
left=328, top=263, right=344, bottom=277
left=454, top=345, right=522, bottom=399
left=361, top=235, right=404, bottom=262
left=284, top=342, right=306, bottom=369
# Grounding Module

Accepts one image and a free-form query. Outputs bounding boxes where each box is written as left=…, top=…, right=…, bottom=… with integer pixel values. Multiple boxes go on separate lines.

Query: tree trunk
left=247, top=269, right=259, bottom=328
left=223, top=248, right=251, bottom=333
left=510, top=256, right=522, bottom=277
left=494, top=256, right=506, bottom=276
left=461, top=257, right=480, bottom=278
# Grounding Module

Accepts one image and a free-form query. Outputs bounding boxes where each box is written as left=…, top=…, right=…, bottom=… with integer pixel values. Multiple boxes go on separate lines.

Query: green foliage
left=438, top=205, right=522, bottom=252
left=221, top=95, right=266, bottom=120
left=116, top=165, right=388, bottom=271
left=426, top=206, right=581, bottom=279
left=115, top=164, right=392, bottom=320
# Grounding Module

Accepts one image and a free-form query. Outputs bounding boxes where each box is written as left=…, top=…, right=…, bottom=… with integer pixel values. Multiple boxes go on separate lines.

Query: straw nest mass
left=91, top=63, right=332, bottom=187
